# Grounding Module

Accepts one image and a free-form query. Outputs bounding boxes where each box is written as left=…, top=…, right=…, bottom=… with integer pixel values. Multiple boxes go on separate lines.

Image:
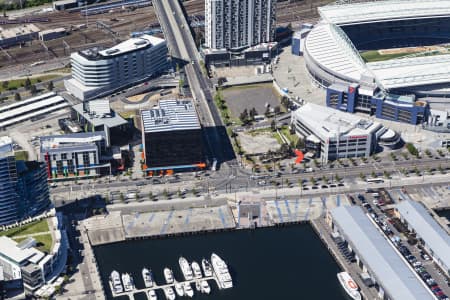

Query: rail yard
left=0, top=0, right=333, bottom=69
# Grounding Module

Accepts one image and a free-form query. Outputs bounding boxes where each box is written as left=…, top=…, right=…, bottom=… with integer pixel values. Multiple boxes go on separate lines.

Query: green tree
left=148, top=192, right=153, bottom=201
left=406, top=143, right=419, bottom=157
left=47, top=81, right=54, bottom=91
left=1, top=80, right=8, bottom=89
left=14, top=92, right=21, bottom=101
left=24, top=77, right=31, bottom=90
left=119, top=193, right=125, bottom=203
left=273, top=105, right=281, bottom=114
left=264, top=105, right=271, bottom=117
left=249, top=107, right=258, bottom=120
left=270, top=119, right=276, bottom=131
left=239, top=109, right=249, bottom=124
left=30, top=84, right=37, bottom=95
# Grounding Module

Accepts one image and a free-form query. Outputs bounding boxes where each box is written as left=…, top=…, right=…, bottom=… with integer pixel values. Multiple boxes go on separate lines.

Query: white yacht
left=337, top=272, right=362, bottom=300
left=110, top=270, right=123, bottom=294
left=191, top=261, right=202, bottom=279
left=163, top=287, right=176, bottom=300
left=211, top=253, right=233, bottom=289
left=195, top=280, right=201, bottom=292
left=174, top=282, right=184, bottom=297
left=142, top=268, right=154, bottom=288
left=148, top=289, right=158, bottom=300
left=179, top=256, right=194, bottom=280
left=201, top=280, right=210, bottom=294
left=201, top=259, right=213, bottom=277
left=121, top=273, right=135, bottom=292
left=164, top=268, right=174, bottom=284
left=183, top=282, right=194, bottom=298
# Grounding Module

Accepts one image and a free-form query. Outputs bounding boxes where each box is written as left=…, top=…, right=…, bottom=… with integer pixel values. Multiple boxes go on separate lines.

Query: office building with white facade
left=396, top=200, right=450, bottom=277
left=291, top=103, right=384, bottom=163
left=65, top=35, right=169, bottom=100
left=205, top=0, right=276, bottom=50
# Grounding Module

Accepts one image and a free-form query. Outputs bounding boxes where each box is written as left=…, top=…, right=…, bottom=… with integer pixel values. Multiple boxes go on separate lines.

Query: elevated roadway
left=153, top=0, right=235, bottom=168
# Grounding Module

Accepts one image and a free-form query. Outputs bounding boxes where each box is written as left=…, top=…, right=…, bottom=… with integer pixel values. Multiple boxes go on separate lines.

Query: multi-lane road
left=50, top=157, right=450, bottom=203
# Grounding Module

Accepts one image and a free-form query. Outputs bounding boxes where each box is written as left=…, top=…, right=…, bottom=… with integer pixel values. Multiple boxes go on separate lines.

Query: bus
left=366, top=178, right=384, bottom=184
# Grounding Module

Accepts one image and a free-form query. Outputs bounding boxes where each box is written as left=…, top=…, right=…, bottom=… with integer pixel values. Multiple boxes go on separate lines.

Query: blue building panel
left=326, top=85, right=429, bottom=125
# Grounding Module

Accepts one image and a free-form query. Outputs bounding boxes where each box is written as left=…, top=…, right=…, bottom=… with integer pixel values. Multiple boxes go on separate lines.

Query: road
left=153, top=0, right=235, bottom=167
left=50, top=157, right=450, bottom=204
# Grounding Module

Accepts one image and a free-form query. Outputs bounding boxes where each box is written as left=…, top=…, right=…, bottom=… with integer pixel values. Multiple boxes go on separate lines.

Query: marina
left=94, top=225, right=347, bottom=300
left=108, top=254, right=232, bottom=299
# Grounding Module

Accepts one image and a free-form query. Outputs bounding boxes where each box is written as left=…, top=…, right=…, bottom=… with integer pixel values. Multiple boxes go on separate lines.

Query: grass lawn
left=0, top=219, right=49, bottom=238
left=0, top=75, right=59, bottom=93
left=360, top=50, right=410, bottom=62
left=14, top=150, right=29, bottom=161
left=14, top=234, right=53, bottom=253
left=280, top=126, right=299, bottom=145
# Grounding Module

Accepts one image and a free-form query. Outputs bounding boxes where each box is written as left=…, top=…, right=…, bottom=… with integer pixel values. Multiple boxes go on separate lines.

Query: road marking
left=184, top=208, right=193, bottom=228
left=218, top=207, right=227, bottom=227
left=304, top=197, right=313, bottom=220
left=160, top=210, right=175, bottom=235
left=283, top=198, right=293, bottom=221
left=274, top=200, right=284, bottom=223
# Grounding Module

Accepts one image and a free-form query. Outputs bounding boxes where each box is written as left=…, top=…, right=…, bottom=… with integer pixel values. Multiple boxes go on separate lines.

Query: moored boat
left=142, top=267, right=154, bottom=288
left=174, top=282, right=184, bottom=296
left=201, top=280, right=210, bottom=294
left=201, top=258, right=213, bottom=277
left=110, top=270, right=123, bottom=294
left=179, top=257, right=194, bottom=281
left=337, top=272, right=361, bottom=300
left=183, top=282, right=194, bottom=298
left=211, top=253, right=233, bottom=289
left=121, top=273, right=134, bottom=292
left=163, top=287, right=176, bottom=300
left=164, top=268, right=174, bottom=284
left=148, top=289, right=158, bottom=300
left=191, top=261, right=202, bottom=279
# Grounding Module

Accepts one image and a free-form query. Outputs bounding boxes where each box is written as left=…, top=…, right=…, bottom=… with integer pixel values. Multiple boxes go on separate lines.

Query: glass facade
left=0, top=141, right=50, bottom=226
left=0, top=152, right=20, bottom=226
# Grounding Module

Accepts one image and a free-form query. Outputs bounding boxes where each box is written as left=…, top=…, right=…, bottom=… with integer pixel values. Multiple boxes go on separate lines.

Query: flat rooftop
left=40, top=132, right=106, bottom=152
left=141, top=99, right=201, bottom=133
left=72, top=103, right=127, bottom=128
left=319, top=0, right=450, bottom=25
left=78, top=34, right=165, bottom=60
left=0, top=236, right=44, bottom=265
left=293, top=102, right=381, bottom=139
left=331, top=206, right=435, bottom=300
left=396, top=200, right=450, bottom=269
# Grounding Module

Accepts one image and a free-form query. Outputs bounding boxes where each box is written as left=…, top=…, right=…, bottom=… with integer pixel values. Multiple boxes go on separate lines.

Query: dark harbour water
left=94, top=225, right=348, bottom=300
left=437, top=209, right=450, bottom=222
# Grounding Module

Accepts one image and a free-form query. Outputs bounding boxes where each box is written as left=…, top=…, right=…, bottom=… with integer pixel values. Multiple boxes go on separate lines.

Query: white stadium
left=302, top=0, right=450, bottom=127
left=305, top=0, right=450, bottom=96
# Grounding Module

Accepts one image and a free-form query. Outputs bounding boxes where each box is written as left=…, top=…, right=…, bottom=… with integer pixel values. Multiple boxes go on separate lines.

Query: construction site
left=0, top=0, right=334, bottom=70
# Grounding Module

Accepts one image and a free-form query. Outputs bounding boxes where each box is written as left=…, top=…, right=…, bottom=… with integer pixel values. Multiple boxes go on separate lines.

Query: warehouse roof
left=331, top=206, right=435, bottom=300
left=396, top=200, right=450, bottom=269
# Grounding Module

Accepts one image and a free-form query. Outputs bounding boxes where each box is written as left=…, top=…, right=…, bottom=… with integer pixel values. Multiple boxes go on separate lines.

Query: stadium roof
left=331, top=206, right=435, bottom=300
left=367, top=55, right=450, bottom=90
left=293, top=102, right=381, bottom=140
left=396, top=200, right=450, bottom=269
left=305, top=23, right=366, bottom=82
left=141, top=99, right=200, bottom=133
left=319, top=0, right=450, bottom=25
